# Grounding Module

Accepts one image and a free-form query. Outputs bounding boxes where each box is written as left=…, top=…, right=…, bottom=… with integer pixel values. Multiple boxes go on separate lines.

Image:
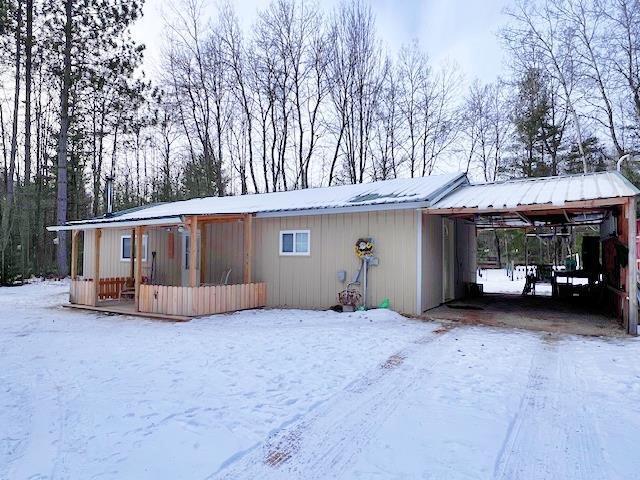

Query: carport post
left=628, top=197, right=638, bottom=335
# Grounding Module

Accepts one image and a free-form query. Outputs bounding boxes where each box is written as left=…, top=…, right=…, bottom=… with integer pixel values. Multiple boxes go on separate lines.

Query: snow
left=2, top=281, right=640, bottom=479
left=64, top=173, right=465, bottom=227
left=478, top=268, right=592, bottom=296
left=478, top=267, right=553, bottom=295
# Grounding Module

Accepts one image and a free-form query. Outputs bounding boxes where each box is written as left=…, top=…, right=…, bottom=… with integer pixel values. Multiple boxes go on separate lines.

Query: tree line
left=0, top=0, right=638, bottom=282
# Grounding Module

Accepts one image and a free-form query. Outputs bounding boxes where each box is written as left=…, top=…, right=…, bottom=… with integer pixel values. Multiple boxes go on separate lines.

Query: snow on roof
left=430, top=171, right=639, bottom=211
left=63, top=173, right=466, bottom=228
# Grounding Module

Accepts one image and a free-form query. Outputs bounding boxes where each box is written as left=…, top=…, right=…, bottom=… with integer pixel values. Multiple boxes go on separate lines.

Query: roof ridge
left=469, top=170, right=613, bottom=187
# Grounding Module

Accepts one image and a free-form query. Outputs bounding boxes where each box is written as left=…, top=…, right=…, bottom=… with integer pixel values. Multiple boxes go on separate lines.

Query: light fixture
left=177, top=225, right=185, bottom=233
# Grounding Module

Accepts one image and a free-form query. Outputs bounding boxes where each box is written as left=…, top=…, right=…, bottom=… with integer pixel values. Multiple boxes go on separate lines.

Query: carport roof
left=429, top=171, right=639, bottom=213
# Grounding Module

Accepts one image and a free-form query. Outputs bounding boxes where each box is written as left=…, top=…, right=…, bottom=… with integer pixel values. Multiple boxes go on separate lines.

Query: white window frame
left=120, top=234, right=148, bottom=262
left=279, top=230, right=310, bottom=256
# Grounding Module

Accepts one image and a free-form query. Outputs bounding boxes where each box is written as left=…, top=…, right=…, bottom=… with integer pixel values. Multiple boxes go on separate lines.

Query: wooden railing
left=98, top=277, right=130, bottom=300
left=138, top=283, right=267, bottom=317
left=70, top=279, right=96, bottom=306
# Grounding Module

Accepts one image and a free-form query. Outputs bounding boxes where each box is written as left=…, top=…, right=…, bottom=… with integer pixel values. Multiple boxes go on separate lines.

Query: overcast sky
left=132, top=0, right=509, bottom=85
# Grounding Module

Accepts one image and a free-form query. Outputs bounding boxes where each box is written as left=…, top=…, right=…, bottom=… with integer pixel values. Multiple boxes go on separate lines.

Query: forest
left=0, top=0, right=638, bottom=282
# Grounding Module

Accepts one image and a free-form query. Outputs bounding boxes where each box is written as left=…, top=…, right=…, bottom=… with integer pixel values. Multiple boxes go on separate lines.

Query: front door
left=181, top=231, right=201, bottom=287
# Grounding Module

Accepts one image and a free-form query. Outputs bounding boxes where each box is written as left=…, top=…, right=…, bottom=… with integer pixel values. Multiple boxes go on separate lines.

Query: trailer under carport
left=426, top=171, right=639, bottom=335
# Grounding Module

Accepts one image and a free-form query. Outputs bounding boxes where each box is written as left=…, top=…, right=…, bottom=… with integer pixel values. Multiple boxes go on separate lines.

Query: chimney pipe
left=105, top=175, right=115, bottom=216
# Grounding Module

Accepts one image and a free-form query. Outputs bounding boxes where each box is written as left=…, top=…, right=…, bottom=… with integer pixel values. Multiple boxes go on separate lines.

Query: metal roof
left=50, top=173, right=467, bottom=230
left=429, top=171, right=639, bottom=212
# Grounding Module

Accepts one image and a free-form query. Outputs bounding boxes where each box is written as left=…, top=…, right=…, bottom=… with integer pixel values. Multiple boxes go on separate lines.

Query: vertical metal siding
left=253, top=209, right=418, bottom=314
left=204, top=221, right=244, bottom=285
left=421, top=214, right=444, bottom=311
left=83, top=228, right=180, bottom=285
left=454, top=219, right=477, bottom=299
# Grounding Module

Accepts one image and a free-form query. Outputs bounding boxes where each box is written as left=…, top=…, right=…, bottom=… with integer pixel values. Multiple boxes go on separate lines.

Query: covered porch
left=64, top=214, right=266, bottom=320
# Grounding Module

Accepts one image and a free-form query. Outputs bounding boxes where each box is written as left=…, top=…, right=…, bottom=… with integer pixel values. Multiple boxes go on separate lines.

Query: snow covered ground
left=2, top=281, right=640, bottom=479
left=479, top=267, right=553, bottom=296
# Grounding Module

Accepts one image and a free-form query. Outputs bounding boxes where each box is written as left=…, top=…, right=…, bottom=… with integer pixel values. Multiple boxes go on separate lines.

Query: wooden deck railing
left=98, top=277, right=130, bottom=300
left=70, top=279, right=96, bottom=306
left=138, top=283, right=267, bottom=317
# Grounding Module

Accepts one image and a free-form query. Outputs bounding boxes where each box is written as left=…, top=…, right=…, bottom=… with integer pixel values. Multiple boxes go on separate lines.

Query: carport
left=426, top=171, right=639, bottom=335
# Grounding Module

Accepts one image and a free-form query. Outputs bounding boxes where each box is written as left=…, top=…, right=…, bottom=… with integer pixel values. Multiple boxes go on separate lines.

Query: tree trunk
left=24, top=0, right=32, bottom=185
left=7, top=0, right=22, bottom=205
left=55, top=0, right=72, bottom=277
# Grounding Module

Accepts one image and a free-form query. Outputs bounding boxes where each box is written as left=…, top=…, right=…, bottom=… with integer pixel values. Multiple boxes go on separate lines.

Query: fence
left=138, top=283, right=267, bottom=317
left=69, top=279, right=96, bottom=306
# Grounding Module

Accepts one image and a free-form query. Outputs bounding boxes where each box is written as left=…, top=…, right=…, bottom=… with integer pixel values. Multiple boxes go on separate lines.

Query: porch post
left=243, top=214, right=253, bottom=283
left=628, top=197, right=637, bottom=334
left=200, top=221, right=207, bottom=284
left=130, top=228, right=135, bottom=281
left=135, top=226, right=143, bottom=311
left=189, top=216, right=198, bottom=287
left=71, top=230, right=79, bottom=280
left=94, top=228, right=101, bottom=306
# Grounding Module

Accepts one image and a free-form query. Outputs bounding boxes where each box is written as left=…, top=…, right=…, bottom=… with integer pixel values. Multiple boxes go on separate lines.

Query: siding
left=421, top=214, right=443, bottom=311
left=81, top=209, right=419, bottom=314
left=253, top=209, right=418, bottom=314
left=454, top=219, right=477, bottom=298
left=82, top=228, right=182, bottom=285
left=204, top=221, right=244, bottom=285
left=420, top=215, right=477, bottom=312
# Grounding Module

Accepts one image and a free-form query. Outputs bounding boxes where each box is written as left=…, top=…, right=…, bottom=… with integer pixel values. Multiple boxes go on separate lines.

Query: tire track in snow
left=493, top=336, right=610, bottom=480
left=213, top=326, right=456, bottom=480
left=556, top=343, right=613, bottom=480
left=493, top=339, right=561, bottom=479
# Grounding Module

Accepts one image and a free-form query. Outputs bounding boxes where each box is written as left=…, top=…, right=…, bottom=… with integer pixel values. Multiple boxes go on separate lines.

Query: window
left=279, top=230, right=310, bottom=256
left=120, top=234, right=148, bottom=262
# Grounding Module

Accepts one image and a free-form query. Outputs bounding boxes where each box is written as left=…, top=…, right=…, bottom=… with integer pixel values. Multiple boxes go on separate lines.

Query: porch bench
left=117, top=276, right=148, bottom=301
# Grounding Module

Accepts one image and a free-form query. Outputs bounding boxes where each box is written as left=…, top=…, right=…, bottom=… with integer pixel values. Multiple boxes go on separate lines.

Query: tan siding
left=421, top=213, right=443, bottom=311
left=454, top=219, right=477, bottom=298
left=254, top=209, right=417, bottom=314
left=204, top=221, right=244, bottom=285
left=80, top=208, right=421, bottom=314
left=82, top=227, right=180, bottom=285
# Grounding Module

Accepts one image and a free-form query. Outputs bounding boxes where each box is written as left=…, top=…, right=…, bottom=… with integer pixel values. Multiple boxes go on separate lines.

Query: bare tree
left=419, top=61, right=463, bottom=176
left=503, top=0, right=589, bottom=172
left=372, top=57, right=402, bottom=180
left=464, top=80, right=511, bottom=182
left=398, top=41, right=428, bottom=177
left=328, top=1, right=385, bottom=184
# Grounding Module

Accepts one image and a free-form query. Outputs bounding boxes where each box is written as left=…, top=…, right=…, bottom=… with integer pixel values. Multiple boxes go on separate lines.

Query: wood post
left=135, top=226, right=143, bottom=311
left=189, top=216, right=198, bottom=288
left=71, top=230, right=79, bottom=280
left=243, top=214, right=253, bottom=284
left=130, top=228, right=135, bottom=282
left=627, top=197, right=637, bottom=334
left=200, top=221, right=207, bottom=285
left=94, top=228, right=101, bottom=306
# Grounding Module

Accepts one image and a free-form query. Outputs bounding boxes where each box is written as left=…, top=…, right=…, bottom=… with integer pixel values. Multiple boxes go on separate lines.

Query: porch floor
left=424, top=293, right=625, bottom=337
left=64, top=300, right=191, bottom=322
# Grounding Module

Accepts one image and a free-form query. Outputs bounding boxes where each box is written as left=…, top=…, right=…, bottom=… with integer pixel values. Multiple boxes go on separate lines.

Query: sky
left=132, top=0, right=510, bottom=85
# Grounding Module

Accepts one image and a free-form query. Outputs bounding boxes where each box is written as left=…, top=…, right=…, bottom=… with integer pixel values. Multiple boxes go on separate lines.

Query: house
left=48, top=170, right=639, bottom=333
